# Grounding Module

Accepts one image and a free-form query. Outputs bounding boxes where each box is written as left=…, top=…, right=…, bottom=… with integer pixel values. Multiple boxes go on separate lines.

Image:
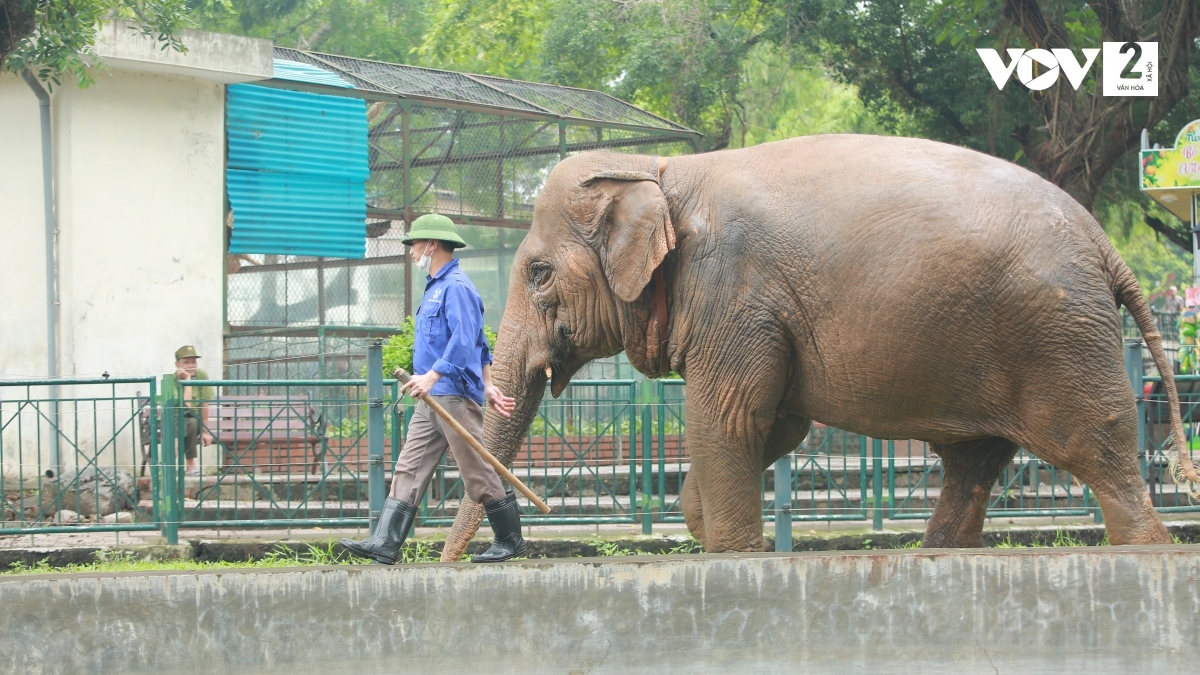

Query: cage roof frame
left=270, top=47, right=701, bottom=141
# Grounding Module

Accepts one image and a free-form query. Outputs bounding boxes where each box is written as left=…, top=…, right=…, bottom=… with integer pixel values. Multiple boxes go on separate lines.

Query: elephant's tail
left=1115, top=266, right=1200, bottom=495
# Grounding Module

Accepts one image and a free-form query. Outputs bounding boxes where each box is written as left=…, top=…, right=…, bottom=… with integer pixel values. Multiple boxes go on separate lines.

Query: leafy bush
left=367, top=318, right=498, bottom=379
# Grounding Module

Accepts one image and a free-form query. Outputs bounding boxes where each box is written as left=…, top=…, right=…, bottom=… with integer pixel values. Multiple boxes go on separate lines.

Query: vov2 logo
left=977, top=42, right=1157, bottom=97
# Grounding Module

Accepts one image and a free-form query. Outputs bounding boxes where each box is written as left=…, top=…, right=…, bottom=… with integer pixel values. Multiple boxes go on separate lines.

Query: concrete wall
left=2, top=547, right=1198, bottom=674
left=0, top=74, right=52, bottom=380
left=51, top=69, right=226, bottom=382
left=0, top=25, right=271, bottom=475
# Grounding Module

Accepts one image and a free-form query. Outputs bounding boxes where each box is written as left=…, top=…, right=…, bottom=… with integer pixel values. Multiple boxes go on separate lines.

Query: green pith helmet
left=175, top=345, right=200, bottom=360
left=401, top=213, right=467, bottom=249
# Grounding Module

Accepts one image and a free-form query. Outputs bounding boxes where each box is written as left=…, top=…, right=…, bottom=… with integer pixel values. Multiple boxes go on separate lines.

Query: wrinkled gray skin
left=440, top=135, right=1193, bottom=558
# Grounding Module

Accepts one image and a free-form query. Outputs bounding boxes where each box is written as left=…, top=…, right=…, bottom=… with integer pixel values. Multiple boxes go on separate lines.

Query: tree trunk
left=1003, top=0, right=1200, bottom=209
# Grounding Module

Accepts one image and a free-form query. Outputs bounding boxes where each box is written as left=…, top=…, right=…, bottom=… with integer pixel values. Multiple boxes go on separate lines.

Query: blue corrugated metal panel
left=227, top=84, right=368, bottom=179
left=272, top=58, right=354, bottom=88
left=227, top=170, right=366, bottom=258
left=226, top=83, right=369, bottom=258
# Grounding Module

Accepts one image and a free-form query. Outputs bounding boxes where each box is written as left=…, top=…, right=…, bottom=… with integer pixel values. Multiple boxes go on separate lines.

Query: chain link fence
left=226, top=48, right=700, bottom=381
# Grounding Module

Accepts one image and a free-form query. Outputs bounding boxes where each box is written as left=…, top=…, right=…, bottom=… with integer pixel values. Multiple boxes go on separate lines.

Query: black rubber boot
left=341, top=498, right=416, bottom=565
left=472, top=491, right=528, bottom=563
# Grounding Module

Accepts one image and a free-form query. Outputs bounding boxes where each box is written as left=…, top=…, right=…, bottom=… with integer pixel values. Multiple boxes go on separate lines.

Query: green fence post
left=160, top=391, right=179, bottom=545
left=148, top=377, right=160, bottom=527
left=367, top=340, right=386, bottom=534
left=872, top=438, right=884, bottom=532
left=641, top=406, right=652, bottom=535
left=886, top=440, right=895, bottom=519
left=773, top=454, right=792, bottom=552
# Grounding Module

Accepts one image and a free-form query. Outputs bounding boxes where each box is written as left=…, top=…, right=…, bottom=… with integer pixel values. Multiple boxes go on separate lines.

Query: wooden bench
left=213, top=396, right=324, bottom=474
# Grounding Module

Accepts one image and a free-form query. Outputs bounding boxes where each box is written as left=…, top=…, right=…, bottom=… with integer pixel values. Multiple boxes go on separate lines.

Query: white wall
left=0, top=70, right=226, bottom=481
left=53, top=68, right=226, bottom=381
left=0, top=74, right=51, bottom=380
left=1, top=69, right=229, bottom=384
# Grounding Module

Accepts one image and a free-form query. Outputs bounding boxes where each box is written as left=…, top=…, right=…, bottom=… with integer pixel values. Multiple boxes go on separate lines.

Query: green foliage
left=366, top=317, right=497, bottom=380
left=4, top=540, right=442, bottom=574
left=665, top=539, right=704, bottom=554
left=381, top=315, right=418, bottom=377
left=2, top=0, right=189, bottom=87
left=592, top=540, right=635, bottom=557
left=262, top=541, right=373, bottom=564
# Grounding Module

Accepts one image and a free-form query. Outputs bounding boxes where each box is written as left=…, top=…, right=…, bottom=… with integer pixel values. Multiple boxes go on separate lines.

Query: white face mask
left=416, top=242, right=434, bottom=272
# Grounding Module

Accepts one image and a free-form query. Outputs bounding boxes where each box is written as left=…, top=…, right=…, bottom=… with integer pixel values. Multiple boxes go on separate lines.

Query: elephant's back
left=688, top=136, right=1127, bottom=440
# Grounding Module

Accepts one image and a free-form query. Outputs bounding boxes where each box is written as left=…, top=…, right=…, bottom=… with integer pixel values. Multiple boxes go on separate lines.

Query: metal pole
left=773, top=454, right=792, bottom=552
left=367, top=340, right=385, bottom=534
left=160, top=387, right=179, bottom=545
left=1125, top=338, right=1147, bottom=505
left=872, top=438, right=884, bottom=531
left=401, top=103, right=413, bottom=320
left=1192, top=194, right=1199, bottom=289
left=641, top=406, right=652, bottom=535
left=22, top=70, right=60, bottom=477
left=558, top=121, right=567, bottom=161
left=317, top=326, right=326, bottom=380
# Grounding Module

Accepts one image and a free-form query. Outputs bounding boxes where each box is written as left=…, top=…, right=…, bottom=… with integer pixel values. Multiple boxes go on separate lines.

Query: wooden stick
left=395, top=369, right=552, bottom=514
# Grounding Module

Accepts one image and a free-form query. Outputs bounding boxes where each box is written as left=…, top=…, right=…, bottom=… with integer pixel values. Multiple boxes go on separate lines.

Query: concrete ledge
left=3, top=546, right=1199, bottom=674
left=94, top=20, right=273, bottom=83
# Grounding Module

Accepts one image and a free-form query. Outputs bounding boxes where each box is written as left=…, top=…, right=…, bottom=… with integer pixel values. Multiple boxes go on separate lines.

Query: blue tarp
left=226, top=80, right=368, bottom=258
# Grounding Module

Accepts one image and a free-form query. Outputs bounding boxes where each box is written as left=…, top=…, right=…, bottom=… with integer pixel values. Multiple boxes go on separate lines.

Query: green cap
left=401, top=213, right=467, bottom=249
left=175, top=345, right=200, bottom=360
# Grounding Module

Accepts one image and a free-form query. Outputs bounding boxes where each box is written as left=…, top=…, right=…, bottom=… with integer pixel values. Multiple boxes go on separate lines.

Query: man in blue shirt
left=342, top=214, right=524, bottom=564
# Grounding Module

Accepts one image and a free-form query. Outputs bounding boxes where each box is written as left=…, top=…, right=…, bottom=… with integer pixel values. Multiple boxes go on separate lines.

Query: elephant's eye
left=529, top=263, right=552, bottom=290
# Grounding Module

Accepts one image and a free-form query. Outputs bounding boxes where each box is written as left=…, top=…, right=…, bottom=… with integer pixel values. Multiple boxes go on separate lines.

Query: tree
left=803, top=0, right=1200, bottom=213
left=195, top=0, right=429, bottom=64
left=421, top=0, right=800, bottom=151
left=2, top=0, right=189, bottom=86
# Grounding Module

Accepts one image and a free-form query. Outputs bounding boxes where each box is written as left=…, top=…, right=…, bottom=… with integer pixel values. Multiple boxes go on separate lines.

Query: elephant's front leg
left=684, top=383, right=785, bottom=552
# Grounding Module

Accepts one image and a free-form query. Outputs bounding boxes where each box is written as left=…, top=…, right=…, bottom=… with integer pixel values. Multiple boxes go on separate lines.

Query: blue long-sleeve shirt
left=413, top=258, right=492, bottom=404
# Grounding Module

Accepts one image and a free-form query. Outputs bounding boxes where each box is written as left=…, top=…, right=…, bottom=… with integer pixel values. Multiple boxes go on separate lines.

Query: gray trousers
left=389, top=396, right=506, bottom=506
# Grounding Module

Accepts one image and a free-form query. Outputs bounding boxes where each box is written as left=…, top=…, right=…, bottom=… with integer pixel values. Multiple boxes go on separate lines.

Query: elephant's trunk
left=438, top=340, right=547, bottom=561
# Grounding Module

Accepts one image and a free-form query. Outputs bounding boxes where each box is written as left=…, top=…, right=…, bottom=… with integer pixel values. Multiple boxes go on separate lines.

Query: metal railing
left=5, top=339, right=1200, bottom=543
left=1, top=378, right=160, bottom=535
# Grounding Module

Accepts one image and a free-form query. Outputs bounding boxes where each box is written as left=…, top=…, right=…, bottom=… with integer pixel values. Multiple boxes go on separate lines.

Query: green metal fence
left=414, top=380, right=641, bottom=525
left=5, top=339, right=1200, bottom=542
left=1, top=378, right=159, bottom=535
left=163, top=376, right=400, bottom=542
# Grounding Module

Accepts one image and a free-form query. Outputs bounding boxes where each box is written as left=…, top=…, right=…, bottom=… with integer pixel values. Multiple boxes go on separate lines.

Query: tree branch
left=1000, top=0, right=1069, bottom=48
left=1085, top=0, right=1138, bottom=44
left=1144, top=212, right=1192, bottom=252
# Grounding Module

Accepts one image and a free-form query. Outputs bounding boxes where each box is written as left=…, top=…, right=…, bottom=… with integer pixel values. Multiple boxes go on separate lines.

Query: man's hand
left=201, top=431, right=214, bottom=446
left=485, top=384, right=516, bottom=418
left=400, top=370, right=442, bottom=399
left=174, top=368, right=191, bottom=381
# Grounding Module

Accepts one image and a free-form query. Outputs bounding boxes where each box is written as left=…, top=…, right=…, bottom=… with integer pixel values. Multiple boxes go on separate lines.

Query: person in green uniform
left=174, top=345, right=215, bottom=476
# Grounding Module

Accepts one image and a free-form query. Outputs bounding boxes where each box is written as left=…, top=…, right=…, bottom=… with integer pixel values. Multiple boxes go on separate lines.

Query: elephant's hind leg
left=1020, top=410, right=1169, bottom=545
left=923, top=437, right=1018, bottom=548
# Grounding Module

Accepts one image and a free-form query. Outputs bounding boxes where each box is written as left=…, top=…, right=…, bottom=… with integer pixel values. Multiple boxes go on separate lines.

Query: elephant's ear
left=579, top=171, right=675, bottom=303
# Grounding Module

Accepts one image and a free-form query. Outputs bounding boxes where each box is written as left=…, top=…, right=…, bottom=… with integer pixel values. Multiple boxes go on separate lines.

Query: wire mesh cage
left=225, top=48, right=700, bottom=379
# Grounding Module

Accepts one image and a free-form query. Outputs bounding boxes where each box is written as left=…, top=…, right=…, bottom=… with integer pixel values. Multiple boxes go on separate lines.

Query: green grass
left=2, top=541, right=443, bottom=575
left=589, top=538, right=704, bottom=557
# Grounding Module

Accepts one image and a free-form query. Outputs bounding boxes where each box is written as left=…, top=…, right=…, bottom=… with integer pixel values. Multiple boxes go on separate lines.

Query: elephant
left=438, top=134, right=1198, bottom=557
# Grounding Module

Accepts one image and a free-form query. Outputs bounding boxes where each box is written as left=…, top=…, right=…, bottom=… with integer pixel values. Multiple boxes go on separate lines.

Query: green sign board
left=1140, top=118, right=1200, bottom=221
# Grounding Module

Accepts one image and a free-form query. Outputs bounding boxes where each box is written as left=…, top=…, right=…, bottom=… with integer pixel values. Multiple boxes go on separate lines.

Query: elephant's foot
left=682, top=469, right=766, bottom=552
left=1093, top=491, right=1170, bottom=544
left=440, top=497, right=486, bottom=562
left=923, top=437, right=1017, bottom=548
